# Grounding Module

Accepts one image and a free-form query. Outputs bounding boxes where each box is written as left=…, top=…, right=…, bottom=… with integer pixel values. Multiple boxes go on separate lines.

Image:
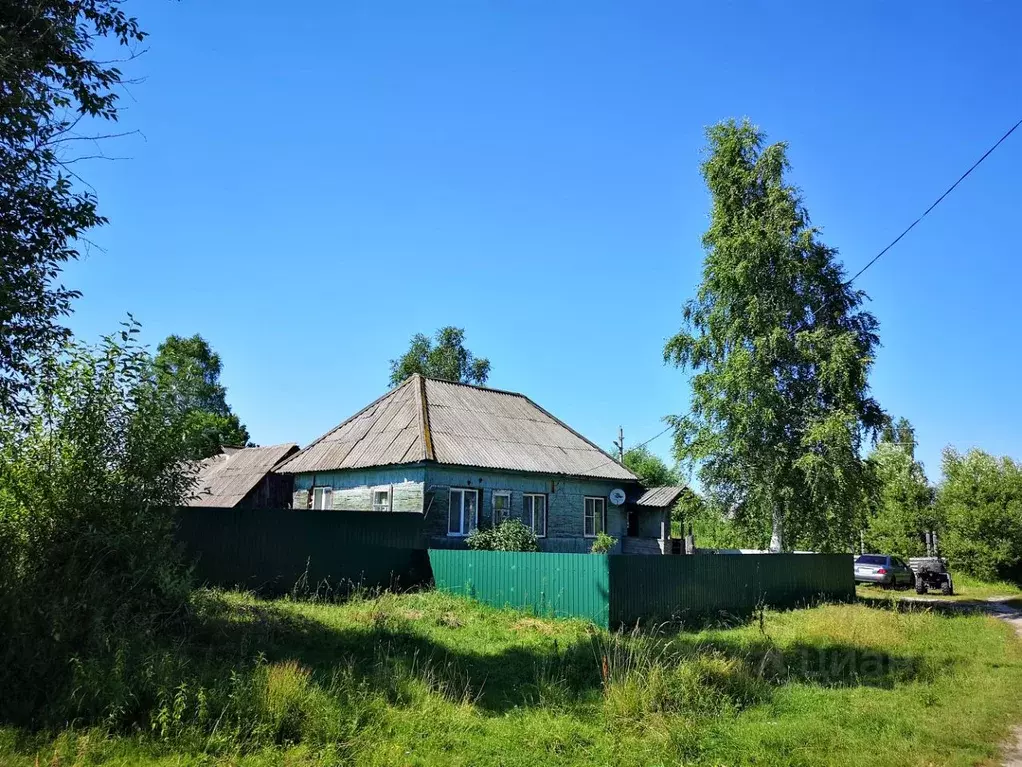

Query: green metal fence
left=608, top=553, right=854, bottom=626
left=430, top=550, right=854, bottom=628
left=176, top=507, right=428, bottom=595
left=428, top=549, right=610, bottom=625
left=178, top=508, right=853, bottom=622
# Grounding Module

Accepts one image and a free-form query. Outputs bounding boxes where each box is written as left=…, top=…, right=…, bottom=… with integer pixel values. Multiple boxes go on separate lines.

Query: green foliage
left=690, top=505, right=752, bottom=551
left=672, top=486, right=705, bottom=523
left=664, top=119, right=885, bottom=552
left=880, top=416, right=918, bottom=460
left=937, top=447, right=1022, bottom=582
left=0, top=1, right=146, bottom=413
left=862, top=425, right=934, bottom=558
left=389, top=326, right=491, bottom=387
left=0, top=323, right=193, bottom=724
left=155, top=334, right=250, bottom=460
left=590, top=531, right=617, bottom=554
left=466, top=519, right=539, bottom=552
left=622, top=445, right=680, bottom=487
left=3, top=591, right=1022, bottom=766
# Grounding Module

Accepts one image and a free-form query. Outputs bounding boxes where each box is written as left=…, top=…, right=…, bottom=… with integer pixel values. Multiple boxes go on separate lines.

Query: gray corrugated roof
left=277, top=374, right=637, bottom=481
left=185, top=443, right=299, bottom=507
left=634, top=486, right=687, bottom=508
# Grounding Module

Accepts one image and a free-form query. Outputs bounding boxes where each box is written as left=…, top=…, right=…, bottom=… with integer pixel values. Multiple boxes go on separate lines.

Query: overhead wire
left=814, top=115, right=1022, bottom=318
left=597, top=116, right=1022, bottom=472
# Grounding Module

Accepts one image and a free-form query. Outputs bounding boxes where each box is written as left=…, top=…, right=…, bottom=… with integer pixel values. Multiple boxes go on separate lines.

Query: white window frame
left=492, top=491, right=511, bottom=525
left=448, top=488, right=479, bottom=537
left=524, top=493, right=547, bottom=538
left=371, top=485, right=392, bottom=512
left=584, top=496, right=607, bottom=538
left=312, top=486, right=333, bottom=511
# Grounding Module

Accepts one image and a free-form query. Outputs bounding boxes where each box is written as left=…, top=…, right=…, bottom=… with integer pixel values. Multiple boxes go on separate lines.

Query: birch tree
left=665, top=119, right=885, bottom=552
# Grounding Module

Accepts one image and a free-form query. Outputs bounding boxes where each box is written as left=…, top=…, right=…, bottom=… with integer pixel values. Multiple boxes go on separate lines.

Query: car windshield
left=855, top=555, right=887, bottom=565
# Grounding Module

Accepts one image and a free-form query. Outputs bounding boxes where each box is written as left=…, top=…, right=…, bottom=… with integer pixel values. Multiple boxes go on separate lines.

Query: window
left=372, top=486, right=392, bottom=512
left=492, top=491, right=511, bottom=525
left=448, top=488, right=479, bottom=536
left=524, top=494, right=547, bottom=537
left=312, top=486, right=332, bottom=510
left=584, top=497, right=606, bottom=537
left=855, top=555, right=887, bottom=565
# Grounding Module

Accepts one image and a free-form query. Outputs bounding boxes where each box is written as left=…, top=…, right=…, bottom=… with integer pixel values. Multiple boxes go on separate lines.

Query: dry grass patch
left=511, top=617, right=558, bottom=635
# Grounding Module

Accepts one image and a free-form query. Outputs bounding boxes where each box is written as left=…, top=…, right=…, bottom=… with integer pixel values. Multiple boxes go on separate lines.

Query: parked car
left=854, top=554, right=915, bottom=588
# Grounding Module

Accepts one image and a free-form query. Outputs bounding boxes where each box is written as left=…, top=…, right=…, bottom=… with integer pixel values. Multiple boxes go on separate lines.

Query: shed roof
left=186, top=443, right=299, bottom=507
left=634, top=486, right=688, bottom=508
left=277, top=375, right=637, bottom=481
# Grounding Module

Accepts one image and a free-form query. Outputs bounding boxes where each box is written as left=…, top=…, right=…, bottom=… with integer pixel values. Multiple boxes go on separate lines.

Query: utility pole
left=613, top=426, right=624, bottom=463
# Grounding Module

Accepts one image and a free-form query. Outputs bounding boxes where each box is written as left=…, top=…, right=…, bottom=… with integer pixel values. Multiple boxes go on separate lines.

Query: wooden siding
left=291, top=467, right=426, bottom=512
left=423, top=466, right=630, bottom=552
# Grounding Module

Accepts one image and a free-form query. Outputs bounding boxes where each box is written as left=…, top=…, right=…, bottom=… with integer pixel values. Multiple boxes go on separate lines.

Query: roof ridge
left=418, top=374, right=435, bottom=461
left=418, top=375, right=528, bottom=399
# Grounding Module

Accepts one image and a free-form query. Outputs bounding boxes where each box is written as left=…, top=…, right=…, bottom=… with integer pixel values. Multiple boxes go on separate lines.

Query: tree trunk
left=769, top=504, right=784, bottom=552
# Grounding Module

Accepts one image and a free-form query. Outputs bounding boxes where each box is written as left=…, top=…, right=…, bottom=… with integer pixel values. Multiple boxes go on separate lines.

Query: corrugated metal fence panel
left=178, top=507, right=427, bottom=549
left=176, top=507, right=429, bottom=595
left=608, top=554, right=760, bottom=626
left=609, top=553, right=855, bottom=626
left=758, top=554, right=855, bottom=606
left=429, top=550, right=610, bottom=626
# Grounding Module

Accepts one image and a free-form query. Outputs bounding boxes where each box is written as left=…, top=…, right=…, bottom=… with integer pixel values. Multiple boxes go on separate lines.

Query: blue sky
left=65, top=1, right=1022, bottom=482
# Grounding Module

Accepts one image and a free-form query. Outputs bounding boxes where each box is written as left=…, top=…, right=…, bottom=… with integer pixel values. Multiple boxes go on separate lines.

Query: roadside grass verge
left=1, top=589, right=1021, bottom=766
left=857, top=572, right=1022, bottom=604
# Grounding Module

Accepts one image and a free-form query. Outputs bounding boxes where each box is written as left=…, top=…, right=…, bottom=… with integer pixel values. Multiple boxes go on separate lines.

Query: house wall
left=423, top=466, right=631, bottom=554
left=635, top=507, right=669, bottom=539
left=291, top=467, right=426, bottom=512
left=289, top=465, right=652, bottom=555
left=242, top=473, right=295, bottom=509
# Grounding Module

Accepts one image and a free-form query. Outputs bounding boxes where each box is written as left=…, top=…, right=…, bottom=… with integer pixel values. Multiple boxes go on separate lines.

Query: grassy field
left=857, top=572, right=1022, bottom=604
left=2, top=589, right=1022, bottom=767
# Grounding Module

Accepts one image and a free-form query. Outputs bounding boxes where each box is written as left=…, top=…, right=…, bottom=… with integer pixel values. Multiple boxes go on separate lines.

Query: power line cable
left=595, top=117, right=1022, bottom=473
left=823, top=115, right=1022, bottom=310
left=583, top=424, right=673, bottom=476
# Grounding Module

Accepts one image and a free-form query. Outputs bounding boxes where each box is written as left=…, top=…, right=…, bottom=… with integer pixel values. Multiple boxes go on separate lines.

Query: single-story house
left=186, top=443, right=299, bottom=508
left=275, top=374, right=684, bottom=554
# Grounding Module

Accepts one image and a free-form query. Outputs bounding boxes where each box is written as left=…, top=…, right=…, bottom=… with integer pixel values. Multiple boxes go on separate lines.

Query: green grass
left=857, top=572, right=1022, bottom=603
left=2, top=589, right=1022, bottom=766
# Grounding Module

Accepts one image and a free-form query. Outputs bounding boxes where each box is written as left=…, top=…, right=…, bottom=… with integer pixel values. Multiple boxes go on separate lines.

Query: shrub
left=0, top=323, right=195, bottom=725
left=590, top=531, right=617, bottom=553
left=937, top=447, right=1022, bottom=582
left=466, top=519, right=539, bottom=551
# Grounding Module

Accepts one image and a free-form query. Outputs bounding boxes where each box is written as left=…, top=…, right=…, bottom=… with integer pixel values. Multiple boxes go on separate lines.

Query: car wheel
left=941, top=581, right=953, bottom=596
left=916, top=580, right=928, bottom=595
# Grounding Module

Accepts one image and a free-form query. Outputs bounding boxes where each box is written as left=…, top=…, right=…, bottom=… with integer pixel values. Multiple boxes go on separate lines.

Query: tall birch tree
left=665, top=119, right=885, bottom=552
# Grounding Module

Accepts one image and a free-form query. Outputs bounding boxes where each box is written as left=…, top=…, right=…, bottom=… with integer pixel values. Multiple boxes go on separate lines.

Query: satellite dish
left=609, top=488, right=626, bottom=506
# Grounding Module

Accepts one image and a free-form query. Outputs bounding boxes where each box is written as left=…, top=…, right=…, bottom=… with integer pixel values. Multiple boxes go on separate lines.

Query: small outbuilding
left=186, top=443, right=299, bottom=509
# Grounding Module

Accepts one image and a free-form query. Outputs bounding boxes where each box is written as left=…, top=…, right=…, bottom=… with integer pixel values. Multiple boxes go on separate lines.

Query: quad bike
left=908, top=557, right=954, bottom=596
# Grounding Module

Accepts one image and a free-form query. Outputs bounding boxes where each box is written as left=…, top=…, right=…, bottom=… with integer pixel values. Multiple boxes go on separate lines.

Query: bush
left=0, top=324, right=195, bottom=725
left=590, top=531, right=617, bottom=553
left=466, top=519, right=539, bottom=552
left=937, top=447, right=1022, bottom=582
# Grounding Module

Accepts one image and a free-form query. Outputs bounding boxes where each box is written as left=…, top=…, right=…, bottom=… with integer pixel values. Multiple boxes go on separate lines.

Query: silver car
left=854, top=554, right=915, bottom=588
